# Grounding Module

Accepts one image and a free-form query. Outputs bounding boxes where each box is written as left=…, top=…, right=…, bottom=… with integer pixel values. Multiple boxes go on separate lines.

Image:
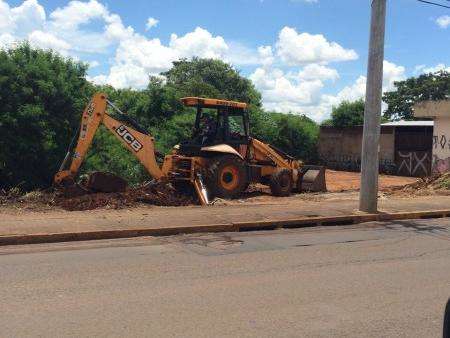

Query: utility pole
left=359, top=0, right=386, bottom=213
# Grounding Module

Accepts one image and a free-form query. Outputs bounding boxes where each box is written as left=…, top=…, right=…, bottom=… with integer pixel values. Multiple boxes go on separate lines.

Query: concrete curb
left=2, top=209, right=450, bottom=246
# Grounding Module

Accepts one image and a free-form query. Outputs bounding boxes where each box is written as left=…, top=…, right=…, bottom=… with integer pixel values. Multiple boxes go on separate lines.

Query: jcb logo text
left=116, top=125, right=143, bottom=152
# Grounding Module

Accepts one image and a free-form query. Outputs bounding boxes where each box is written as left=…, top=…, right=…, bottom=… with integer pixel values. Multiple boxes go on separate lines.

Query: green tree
left=323, top=99, right=365, bottom=127
left=0, top=44, right=91, bottom=190
left=162, top=58, right=262, bottom=108
left=383, top=71, right=450, bottom=120
left=266, top=113, right=319, bottom=163
left=154, top=112, right=197, bottom=154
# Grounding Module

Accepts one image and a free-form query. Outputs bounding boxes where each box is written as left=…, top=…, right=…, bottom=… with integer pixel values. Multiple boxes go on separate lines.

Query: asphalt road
left=1, top=218, right=450, bottom=337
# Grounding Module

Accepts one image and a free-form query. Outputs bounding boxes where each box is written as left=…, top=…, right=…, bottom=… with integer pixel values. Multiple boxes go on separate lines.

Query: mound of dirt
left=387, top=172, right=450, bottom=196
left=1, top=181, right=195, bottom=212
left=56, top=181, right=194, bottom=211
left=0, top=188, right=57, bottom=211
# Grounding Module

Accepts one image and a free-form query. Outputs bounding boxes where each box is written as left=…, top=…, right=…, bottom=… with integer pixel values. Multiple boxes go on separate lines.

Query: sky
left=0, top=0, right=449, bottom=121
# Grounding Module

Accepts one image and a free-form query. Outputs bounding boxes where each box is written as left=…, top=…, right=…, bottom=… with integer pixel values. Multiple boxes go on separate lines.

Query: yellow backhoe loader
left=54, top=93, right=326, bottom=205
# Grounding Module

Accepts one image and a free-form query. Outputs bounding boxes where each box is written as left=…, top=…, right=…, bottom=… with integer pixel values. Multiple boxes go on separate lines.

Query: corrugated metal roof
left=381, top=120, right=434, bottom=127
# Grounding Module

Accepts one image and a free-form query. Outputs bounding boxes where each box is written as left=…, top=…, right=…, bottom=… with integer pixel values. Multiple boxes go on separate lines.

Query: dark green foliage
left=0, top=43, right=91, bottom=190
left=323, top=99, right=365, bottom=128
left=83, top=126, right=149, bottom=183
left=260, top=112, right=319, bottom=163
left=153, top=112, right=196, bottom=154
left=383, top=71, right=450, bottom=121
left=0, top=46, right=320, bottom=190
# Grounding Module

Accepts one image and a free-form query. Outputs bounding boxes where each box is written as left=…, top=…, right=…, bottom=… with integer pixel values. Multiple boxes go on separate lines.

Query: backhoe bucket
left=59, top=182, right=89, bottom=198
left=300, top=165, right=327, bottom=192
left=85, top=172, right=128, bottom=193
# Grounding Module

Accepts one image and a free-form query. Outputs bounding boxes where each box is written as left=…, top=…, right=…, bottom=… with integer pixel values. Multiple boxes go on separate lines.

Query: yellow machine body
left=55, top=93, right=325, bottom=205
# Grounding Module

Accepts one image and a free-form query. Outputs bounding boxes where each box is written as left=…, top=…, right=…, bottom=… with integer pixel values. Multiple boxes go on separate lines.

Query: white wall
left=433, top=117, right=450, bottom=173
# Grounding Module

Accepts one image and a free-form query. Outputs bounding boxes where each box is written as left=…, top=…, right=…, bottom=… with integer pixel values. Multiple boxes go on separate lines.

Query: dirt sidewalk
left=2, top=192, right=450, bottom=242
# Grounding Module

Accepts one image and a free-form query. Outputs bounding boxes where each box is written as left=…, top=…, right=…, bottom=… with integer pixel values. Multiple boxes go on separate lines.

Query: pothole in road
left=178, top=234, right=244, bottom=250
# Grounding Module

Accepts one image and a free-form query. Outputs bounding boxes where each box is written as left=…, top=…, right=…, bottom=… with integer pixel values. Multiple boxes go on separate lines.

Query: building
left=414, top=100, right=450, bottom=173
left=319, top=121, right=433, bottom=177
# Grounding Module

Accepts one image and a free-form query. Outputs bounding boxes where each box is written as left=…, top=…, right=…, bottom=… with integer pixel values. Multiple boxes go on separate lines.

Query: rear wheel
left=269, top=169, right=293, bottom=197
left=207, top=155, right=248, bottom=199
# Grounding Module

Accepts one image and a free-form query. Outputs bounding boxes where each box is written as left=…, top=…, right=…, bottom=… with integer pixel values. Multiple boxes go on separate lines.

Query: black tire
left=206, top=155, right=248, bottom=199
left=294, top=172, right=304, bottom=193
left=444, top=298, right=450, bottom=338
left=269, top=169, right=293, bottom=197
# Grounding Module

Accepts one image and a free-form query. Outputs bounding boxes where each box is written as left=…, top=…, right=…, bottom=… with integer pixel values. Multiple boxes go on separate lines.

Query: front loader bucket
left=300, top=165, right=327, bottom=192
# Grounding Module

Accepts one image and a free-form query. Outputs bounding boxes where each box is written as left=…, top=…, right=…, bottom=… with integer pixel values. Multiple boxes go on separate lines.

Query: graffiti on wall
left=433, top=134, right=450, bottom=150
left=380, top=159, right=397, bottom=175
left=396, top=151, right=430, bottom=177
left=321, top=151, right=432, bottom=177
left=433, top=155, right=450, bottom=174
left=320, top=153, right=397, bottom=174
left=432, top=134, right=450, bottom=173
left=324, top=154, right=361, bottom=172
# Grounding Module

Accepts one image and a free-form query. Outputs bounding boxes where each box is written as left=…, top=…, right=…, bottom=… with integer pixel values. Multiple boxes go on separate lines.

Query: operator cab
left=179, top=97, right=250, bottom=155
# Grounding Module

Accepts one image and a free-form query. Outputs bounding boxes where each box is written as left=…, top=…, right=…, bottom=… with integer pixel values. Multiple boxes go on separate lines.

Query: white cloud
left=104, top=13, right=133, bottom=42
left=49, top=0, right=108, bottom=31
left=88, top=60, right=99, bottom=68
left=250, top=66, right=326, bottom=119
left=87, top=73, right=107, bottom=85
left=334, top=60, right=405, bottom=101
left=415, top=63, right=450, bottom=74
left=0, top=0, right=234, bottom=88
left=49, top=2, right=126, bottom=54
left=297, top=64, right=338, bottom=81
left=0, top=0, right=113, bottom=54
left=169, top=27, right=228, bottom=59
left=276, top=26, right=358, bottom=65
left=101, top=64, right=150, bottom=88
left=436, top=15, right=450, bottom=29
left=0, top=2, right=13, bottom=32
left=257, top=45, right=274, bottom=67
left=11, top=0, right=46, bottom=34
left=0, top=0, right=45, bottom=36
left=28, top=30, right=71, bottom=54
left=250, top=60, right=405, bottom=122
left=97, top=27, right=232, bottom=88
left=0, top=0, right=398, bottom=122
left=0, top=33, right=15, bottom=48
left=146, top=17, right=158, bottom=30
left=223, top=41, right=260, bottom=66
left=382, top=60, right=406, bottom=91
left=323, top=60, right=405, bottom=116
left=114, top=36, right=176, bottom=74
left=332, top=75, right=367, bottom=103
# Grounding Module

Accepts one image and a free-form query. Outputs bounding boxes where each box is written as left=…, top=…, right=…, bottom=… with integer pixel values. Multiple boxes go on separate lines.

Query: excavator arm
left=54, top=93, right=164, bottom=186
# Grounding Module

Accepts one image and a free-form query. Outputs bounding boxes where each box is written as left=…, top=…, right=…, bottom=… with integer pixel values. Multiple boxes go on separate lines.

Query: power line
left=416, top=0, right=450, bottom=9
